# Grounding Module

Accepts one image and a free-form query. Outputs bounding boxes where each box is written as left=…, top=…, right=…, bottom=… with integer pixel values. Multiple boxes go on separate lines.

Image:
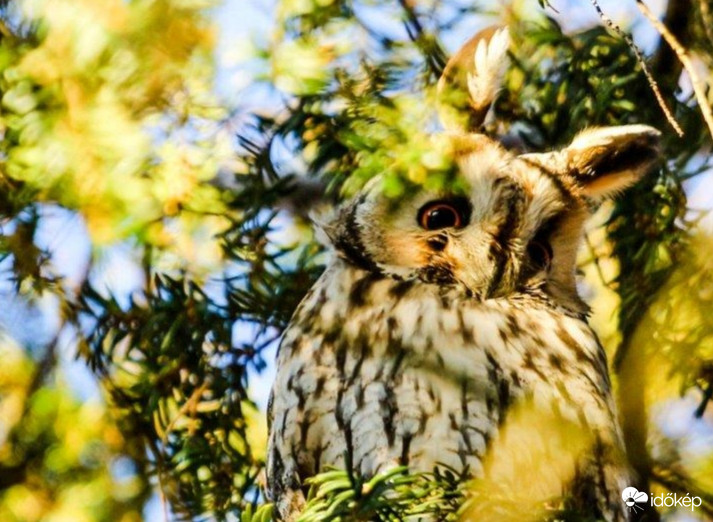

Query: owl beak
left=426, top=234, right=449, bottom=252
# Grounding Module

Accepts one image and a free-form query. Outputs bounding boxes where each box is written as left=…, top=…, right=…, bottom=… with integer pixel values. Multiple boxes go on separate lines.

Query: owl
left=266, top=27, right=661, bottom=521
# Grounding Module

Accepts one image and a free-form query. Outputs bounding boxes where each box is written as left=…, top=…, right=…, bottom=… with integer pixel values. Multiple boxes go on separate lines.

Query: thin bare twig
left=699, top=0, right=713, bottom=49
left=651, top=0, right=692, bottom=83
left=0, top=17, right=12, bottom=39
left=582, top=232, right=612, bottom=289
left=695, top=380, right=713, bottom=418
left=637, top=0, right=713, bottom=142
left=589, top=0, right=684, bottom=137
left=161, top=381, right=210, bottom=445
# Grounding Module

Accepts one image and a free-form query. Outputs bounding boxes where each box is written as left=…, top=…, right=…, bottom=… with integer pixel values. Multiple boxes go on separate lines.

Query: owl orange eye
left=417, top=199, right=470, bottom=230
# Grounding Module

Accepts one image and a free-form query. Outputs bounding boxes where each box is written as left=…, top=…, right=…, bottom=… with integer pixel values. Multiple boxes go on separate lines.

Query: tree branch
left=650, top=0, right=693, bottom=85
left=589, top=0, right=683, bottom=136
left=700, top=0, right=713, bottom=50
left=638, top=0, right=713, bottom=143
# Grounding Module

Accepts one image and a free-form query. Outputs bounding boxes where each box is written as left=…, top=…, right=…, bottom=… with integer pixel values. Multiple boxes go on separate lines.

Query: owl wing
left=266, top=322, right=310, bottom=520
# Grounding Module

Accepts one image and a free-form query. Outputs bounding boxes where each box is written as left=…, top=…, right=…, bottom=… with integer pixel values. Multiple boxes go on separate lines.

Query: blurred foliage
left=0, top=335, right=151, bottom=522
left=634, top=234, right=713, bottom=400
left=0, top=0, right=712, bottom=520
left=0, top=0, right=230, bottom=245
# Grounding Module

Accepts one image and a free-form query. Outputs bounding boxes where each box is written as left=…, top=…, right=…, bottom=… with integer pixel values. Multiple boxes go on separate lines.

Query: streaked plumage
left=266, top=27, right=661, bottom=521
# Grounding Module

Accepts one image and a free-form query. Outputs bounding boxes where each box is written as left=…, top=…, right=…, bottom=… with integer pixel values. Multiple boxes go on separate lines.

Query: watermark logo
left=622, top=487, right=648, bottom=513
left=622, top=486, right=702, bottom=512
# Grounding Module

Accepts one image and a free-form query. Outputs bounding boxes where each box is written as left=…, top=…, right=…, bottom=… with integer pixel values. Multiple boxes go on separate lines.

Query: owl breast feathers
left=267, top=27, right=661, bottom=522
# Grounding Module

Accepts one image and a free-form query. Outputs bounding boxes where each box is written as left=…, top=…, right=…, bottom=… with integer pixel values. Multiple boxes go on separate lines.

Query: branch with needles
left=589, top=0, right=684, bottom=137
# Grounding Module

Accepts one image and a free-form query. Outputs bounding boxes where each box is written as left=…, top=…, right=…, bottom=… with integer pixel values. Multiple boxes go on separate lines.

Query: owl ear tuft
left=522, top=125, right=662, bottom=201
left=437, top=26, right=510, bottom=133
left=563, top=125, right=662, bottom=200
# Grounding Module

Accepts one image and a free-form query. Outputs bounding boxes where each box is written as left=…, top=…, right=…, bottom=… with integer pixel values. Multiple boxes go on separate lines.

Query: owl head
left=322, top=28, right=661, bottom=313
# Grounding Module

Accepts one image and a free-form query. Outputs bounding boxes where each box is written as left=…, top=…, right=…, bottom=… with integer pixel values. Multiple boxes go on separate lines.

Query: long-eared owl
left=266, top=27, right=661, bottom=522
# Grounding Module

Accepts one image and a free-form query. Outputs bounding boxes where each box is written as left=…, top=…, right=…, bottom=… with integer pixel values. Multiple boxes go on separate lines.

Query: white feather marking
left=467, top=27, right=511, bottom=110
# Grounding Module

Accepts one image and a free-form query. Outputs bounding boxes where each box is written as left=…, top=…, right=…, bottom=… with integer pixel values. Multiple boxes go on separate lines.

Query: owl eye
left=418, top=199, right=470, bottom=230
left=527, top=240, right=553, bottom=270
